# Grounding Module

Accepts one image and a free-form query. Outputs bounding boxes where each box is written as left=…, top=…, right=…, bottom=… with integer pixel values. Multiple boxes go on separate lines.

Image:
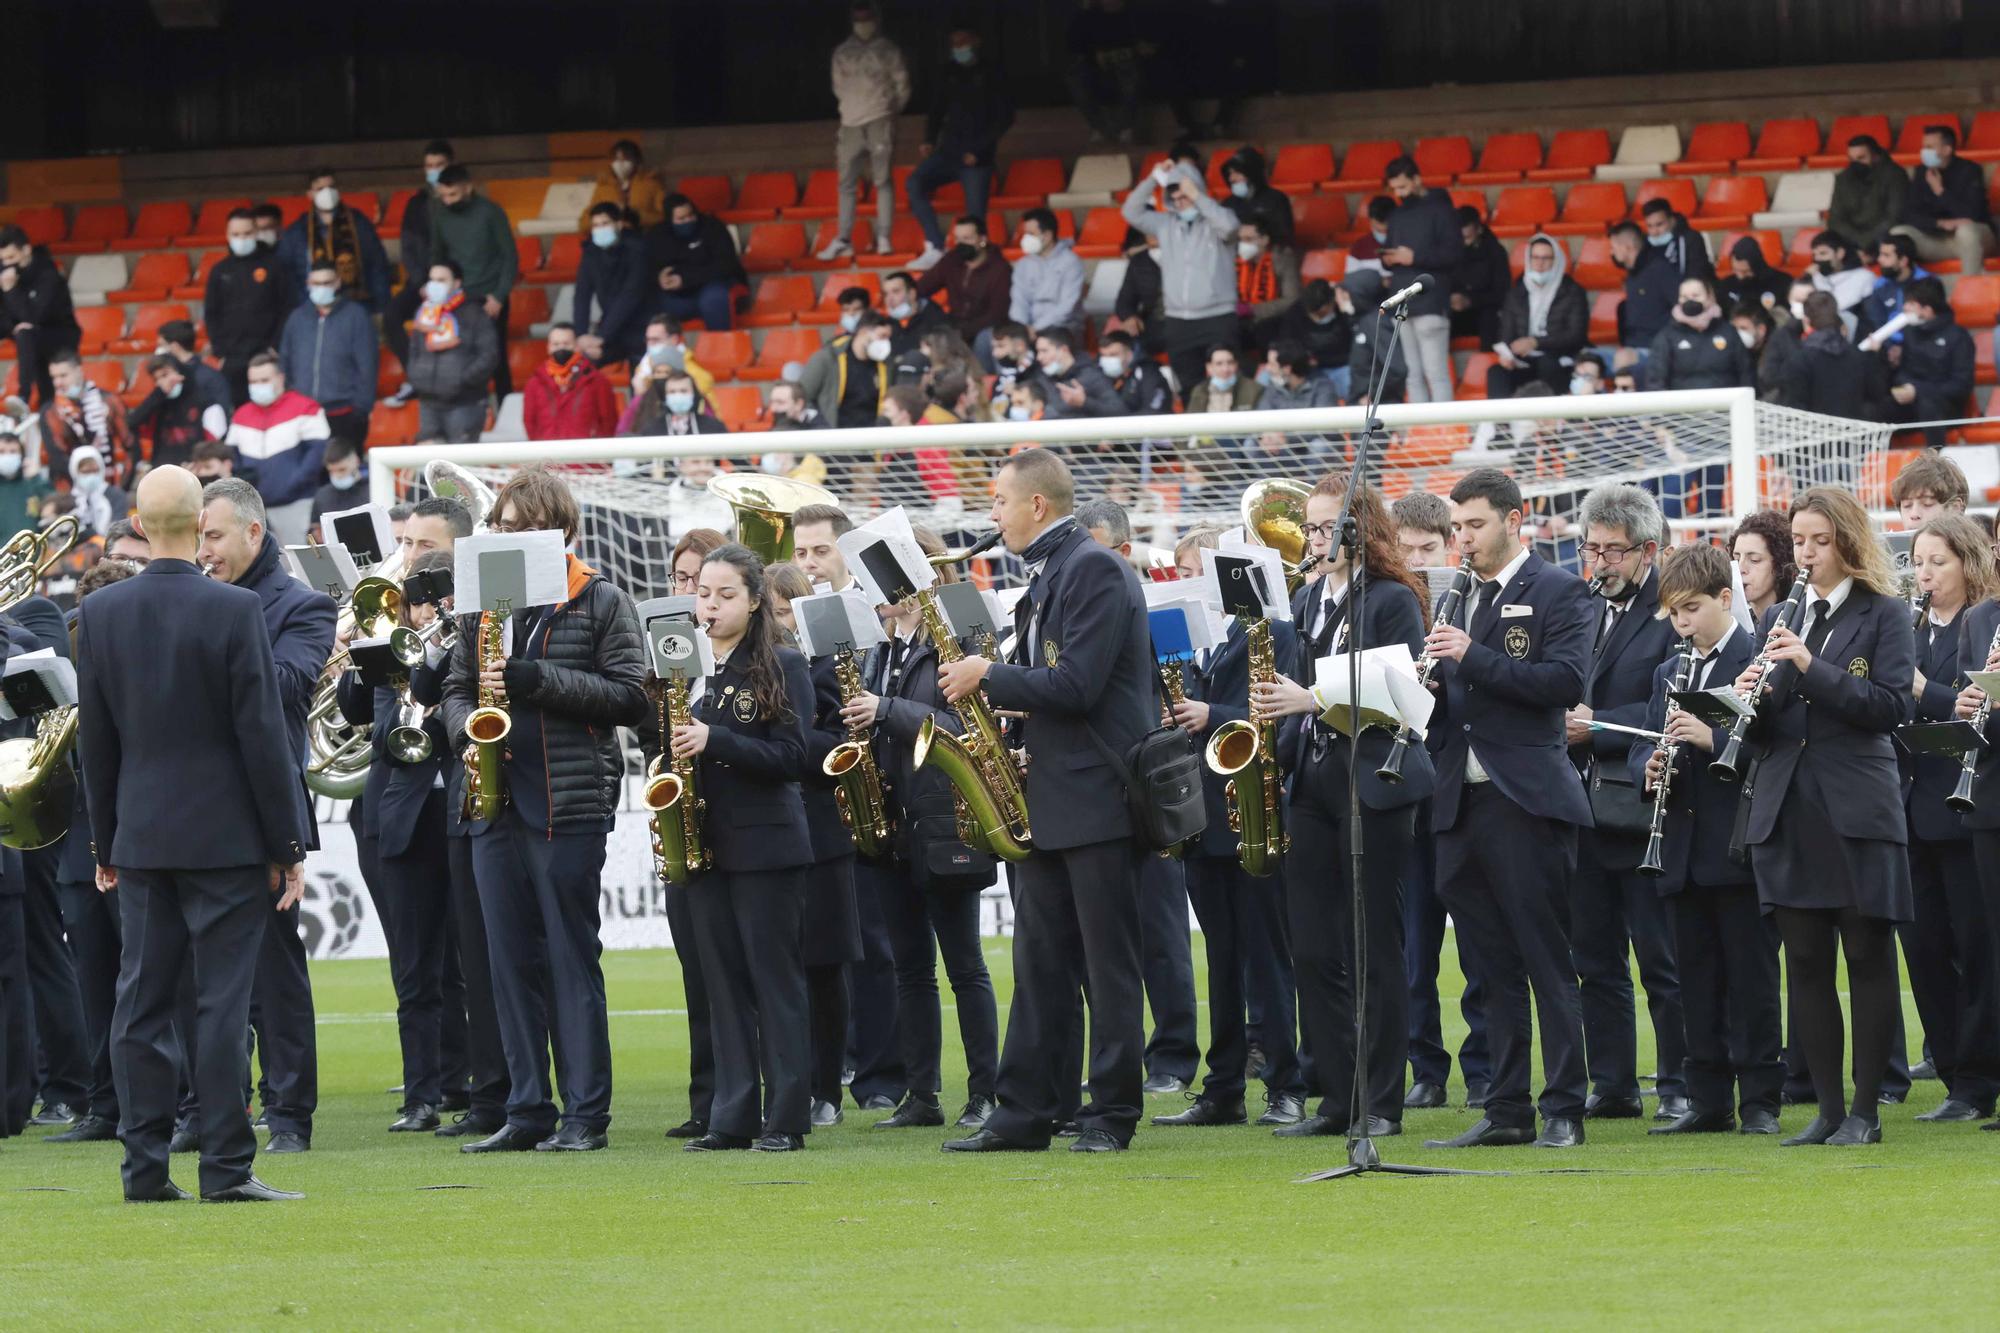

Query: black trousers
left=1185, top=853, right=1305, bottom=1103
left=1289, top=759, right=1413, bottom=1125
left=1162, top=313, right=1239, bottom=408
left=21, top=844, right=90, bottom=1110
left=1138, top=853, right=1200, bottom=1085
left=113, top=866, right=267, bottom=1199
left=1921, top=832, right=2000, bottom=1109
left=688, top=865, right=811, bottom=1139
left=248, top=900, right=317, bottom=1138
left=384, top=281, right=424, bottom=374
left=985, top=837, right=1146, bottom=1148
left=1435, top=785, right=1587, bottom=1128
left=1404, top=798, right=1491, bottom=1088
left=378, top=792, right=454, bottom=1109
left=663, top=875, right=713, bottom=1126
left=805, top=852, right=855, bottom=1109
left=446, top=834, right=508, bottom=1121
left=847, top=858, right=908, bottom=1106
left=1670, top=883, right=1782, bottom=1117
left=474, top=812, right=612, bottom=1135
left=878, top=856, right=998, bottom=1102
left=4, top=326, right=58, bottom=406
left=1569, top=829, right=1687, bottom=1100
left=58, top=877, right=121, bottom=1121
left=0, top=893, right=26, bottom=1133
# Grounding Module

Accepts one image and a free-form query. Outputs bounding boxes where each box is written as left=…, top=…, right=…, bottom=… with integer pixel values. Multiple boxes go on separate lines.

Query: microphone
left=1380, top=274, right=1433, bottom=312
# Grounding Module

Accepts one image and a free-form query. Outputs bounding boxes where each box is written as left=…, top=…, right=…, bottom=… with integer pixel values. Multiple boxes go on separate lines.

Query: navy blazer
left=866, top=629, right=991, bottom=876
left=1282, top=572, right=1434, bottom=811
left=1428, top=551, right=1595, bottom=833
left=800, top=652, right=855, bottom=862
left=405, top=655, right=468, bottom=840
left=1579, top=567, right=1681, bottom=770
left=1744, top=584, right=1913, bottom=848
left=336, top=676, right=451, bottom=858
left=1956, top=597, right=2000, bottom=831
left=688, top=646, right=814, bottom=873
left=1625, top=628, right=1756, bottom=891
left=1183, top=613, right=1301, bottom=859
left=77, top=559, right=307, bottom=870
left=982, top=521, right=1153, bottom=852
left=236, top=533, right=337, bottom=849
left=1906, top=609, right=1969, bottom=843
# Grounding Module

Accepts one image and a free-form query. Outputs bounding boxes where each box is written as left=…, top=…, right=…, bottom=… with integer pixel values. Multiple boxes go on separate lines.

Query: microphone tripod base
left=1296, top=1135, right=1504, bottom=1182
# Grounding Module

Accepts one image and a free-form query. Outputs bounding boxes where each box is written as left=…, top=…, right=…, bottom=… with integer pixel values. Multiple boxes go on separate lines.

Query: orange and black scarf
left=545, top=354, right=583, bottom=393
left=306, top=207, right=364, bottom=299
left=1237, top=252, right=1278, bottom=305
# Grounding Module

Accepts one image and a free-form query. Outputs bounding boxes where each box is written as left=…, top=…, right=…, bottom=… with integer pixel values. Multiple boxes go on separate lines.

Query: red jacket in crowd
left=523, top=354, right=620, bottom=442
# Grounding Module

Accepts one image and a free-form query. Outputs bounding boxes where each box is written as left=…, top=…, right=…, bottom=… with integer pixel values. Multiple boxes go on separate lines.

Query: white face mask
left=591, top=225, right=618, bottom=249
left=1007, top=405, right=1031, bottom=421
left=839, top=311, right=861, bottom=333
left=424, top=280, right=451, bottom=304
left=1237, top=241, right=1260, bottom=261
left=1569, top=375, right=1594, bottom=395
left=308, top=284, right=337, bottom=308
left=665, top=391, right=696, bottom=414
left=887, top=301, right=913, bottom=321
left=424, top=167, right=443, bottom=186
left=1921, top=147, right=1944, bottom=170
left=1230, top=180, right=1252, bottom=199
left=1789, top=300, right=1806, bottom=321
left=164, top=380, right=184, bottom=399
left=1019, top=233, right=1045, bottom=256
left=0, top=455, right=20, bottom=479
left=248, top=381, right=280, bottom=407
left=1098, top=353, right=1124, bottom=378
left=865, top=337, right=892, bottom=362
left=228, top=235, right=257, bottom=258
left=255, top=228, right=279, bottom=247
left=1525, top=267, right=1557, bottom=287
left=74, top=472, right=105, bottom=496
left=611, top=159, right=634, bottom=180
left=313, top=186, right=340, bottom=212
left=1737, top=327, right=1757, bottom=348
left=1370, top=227, right=1388, bottom=243
left=1038, top=356, right=1068, bottom=377
left=329, top=471, right=360, bottom=491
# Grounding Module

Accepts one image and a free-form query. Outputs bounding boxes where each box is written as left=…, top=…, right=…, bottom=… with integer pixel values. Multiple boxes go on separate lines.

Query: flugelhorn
left=1710, top=573, right=1812, bottom=784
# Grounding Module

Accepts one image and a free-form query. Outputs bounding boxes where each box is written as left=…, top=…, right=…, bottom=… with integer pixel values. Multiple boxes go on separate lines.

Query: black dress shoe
left=1053, top=1120, right=1083, bottom=1138
left=1877, top=1089, right=1907, bottom=1105
left=664, top=1118, right=708, bottom=1140
left=1142, top=1073, right=1189, bottom=1095
left=45, top=1115, right=118, bottom=1143
left=752, top=1133, right=804, bottom=1152
left=1584, top=1094, right=1644, bottom=1119
left=251, top=1111, right=269, bottom=1129
left=1649, top=1110, right=1735, bottom=1135
left=1826, top=1115, right=1882, bottom=1146
left=1463, top=1080, right=1491, bottom=1109
left=1915, top=1098, right=1987, bottom=1123
left=1272, top=1113, right=1341, bottom=1138
left=265, top=1131, right=309, bottom=1154
left=683, top=1132, right=753, bottom=1152
left=440, top=1089, right=471, bottom=1113
left=1780, top=1115, right=1840, bottom=1146
left=1403, top=1081, right=1447, bottom=1109
left=461, top=1124, right=544, bottom=1154
left=1738, top=1109, right=1781, bottom=1135
left=169, top=1128, right=198, bottom=1154
left=536, top=1123, right=607, bottom=1152
left=1533, top=1118, right=1584, bottom=1148
left=1654, top=1094, right=1691, bottom=1122
left=1068, top=1128, right=1125, bottom=1153
left=1365, top=1116, right=1403, bottom=1137
left=857, top=1094, right=898, bottom=1112
left=955, top=1095, right=996, bottom=1128
left=201, top=1175, right=304, bottom=1202
left=875, top=1096, right=944, bottom=1128
left=810, top=1100, right=844, bottom=1128
left=941, top=1128, right=1042, bottom=1153
left=125, top=1180, right=193, bottom=1202
left=389, top=1105, right=440, bottom=1133
left=1425, top=1117, right=1535, bottom=1148
left=1152, top=1096, right=1246, bottom=1127
left=28, top=1102, right=77, bottom=1127
left=1982, top=1118, right=2000, bottom=1132
left=1911, top=1058, right=1939, bottom=1080
left=436, top=1114, right=505, bottom=1139
left=1255, top=1093, right=1305, bottom=1127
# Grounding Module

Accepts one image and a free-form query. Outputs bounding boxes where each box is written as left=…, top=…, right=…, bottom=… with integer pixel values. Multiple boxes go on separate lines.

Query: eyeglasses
left=1302, top=522, right=1341, bottom=542
left=1577, top=543, right=1639, bottom=561
left=672, top=571, right=697, bottom=591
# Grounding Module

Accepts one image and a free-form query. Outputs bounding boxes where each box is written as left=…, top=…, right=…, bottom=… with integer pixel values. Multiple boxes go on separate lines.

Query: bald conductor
left=76, top=466, right=310, bottom=1204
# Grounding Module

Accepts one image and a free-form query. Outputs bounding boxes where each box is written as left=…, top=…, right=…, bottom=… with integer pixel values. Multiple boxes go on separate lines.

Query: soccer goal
left=368, top=387, right=1893, bottom=598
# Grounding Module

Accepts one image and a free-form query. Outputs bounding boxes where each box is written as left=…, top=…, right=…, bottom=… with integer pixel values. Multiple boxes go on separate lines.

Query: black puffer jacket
left=441, top=570, right=648, bottom=830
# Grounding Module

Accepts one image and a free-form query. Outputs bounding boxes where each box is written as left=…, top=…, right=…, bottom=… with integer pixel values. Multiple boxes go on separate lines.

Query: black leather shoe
left=664, top=1118, right=708, bottom=1140
left=810, top=1100, right=844, bottom=1128
left=683, top=1132, right=753, bottom=1152
left=1911, top=1058, right=1939, bottom=1080
left=461, top=1124, right=544, bottom=1154
left=1738, top=1109, right=1781, bottom=1135
left=125, top=1180, right=192, bottom=1202
left=1255, top=1093, right=1305, bottom=1127
left=535, top=1123, right=607, bottom=1152
left=1533, top=1117, right=1584, bottom=1148
left=440, top=1089, right=471, bottom=1113
left=45, top=1115, right=118, bottom=1143
left=1053, top=1120, right=1082, bottom=1138
left=169, top=1128, right=198, bottom=1154
left=1364, top=1116, right=1402, bottom=1137
left=389, top=1105, right=440, bottom=1133
left=857, top=1094, right=897, bottom=1112
left=942, top=1128, right=1042, bottom=1153
left=1780, top=1087, right=1816, bottom=1106
left=1152, top=1096, right=1246, bottom=1127
left=1877, top=1089, right=1906, bottom=1105
left=1463, top=1080, right=1491, bottom=1109
left=28, top=1102, right=77, bottom=1127
left=1068, top=1128, right=1125, bottom=1153
left=1915, top=1098, right=1987, bottom=1123
left=1403, top=1081, right=1447, bottom=1109
left=1583, top=1094, right=1643, bottom=1119
left=201, top=1175, right=304, bottom=1202
left=1826, top=1115, right=1882, bottom=1146
left=1142, top=1073, right=1189, bottom=1095
left=1982, top=1118, right=2000, bottom=1132
left=955, top=1095, right=996, bottom=1128
left=251, top=1111, right=269, bottom=1129
left=1272, top=1113, right=1342, bottom=1138
left=1780, top=1115, right=1840, bottom=1146
left=1649, top=1110, right=1735, bottom=1135
left=875, top=1096, right=944, bottom=1129
left=264, top=1131, right=309, bottom=1154
left=1425, top=1117, right=1535, bottom=1148
left=752, top=1133, right=804, bottom=1152
left=1654, top=1094, right=1691, bottom=1122
left=436, top=1114, right=505, bottom=1139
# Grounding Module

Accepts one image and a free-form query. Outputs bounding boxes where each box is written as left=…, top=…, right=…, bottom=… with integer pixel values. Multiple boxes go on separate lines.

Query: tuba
left=0, top=514, right=86, bottom=848
left=710, top=472, right=835, bottom=566
left=1241, top=478, right=1314, bottom=594
left=822, top=646, right=893, bottom=858
left=646, top=673, right=708, bottom=884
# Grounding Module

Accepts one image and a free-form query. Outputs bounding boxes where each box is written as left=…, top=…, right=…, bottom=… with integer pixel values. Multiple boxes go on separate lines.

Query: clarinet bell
left=1637, top=828, right=1666, bottom=878
left=1947, top=766, right=1979, bottom=814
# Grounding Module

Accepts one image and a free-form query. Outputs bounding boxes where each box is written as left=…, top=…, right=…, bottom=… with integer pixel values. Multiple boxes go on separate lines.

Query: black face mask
left=951, top=243, right=978, bottom=263
left=1817, top=259, right=1837, bottom=276
left=1679, top=298, right=1706, bottom=317
left=551, top=347, right=575, bottom=365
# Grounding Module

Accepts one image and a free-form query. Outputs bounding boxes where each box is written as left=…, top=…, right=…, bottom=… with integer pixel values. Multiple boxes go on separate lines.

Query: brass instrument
left=710, top=472, right=835, bottom=566
left=1379, top=555, right=1474, bottom=784
left=1711, top=573, right=1812, bottom=783
left=822, top=647, right=892, bottom=858
left=1948, top=617, right=2000, bottom=812
left=911, top=532, right=1031, bottom=863
left=646, top=672, right=708, bottom=884
left=384, top=615, right=463, bottom=765
left=0, top=706, right=78, bottom=849
left=1241, top=478, right=1313, bottom=594
left=386, top=694, right=435, bottom=763
left=461, top=602, right=512, bottom=821
left=391, top=614, right=458, bottom=668
left=1638, top=640, right=1697, bottom=878
left=1204, top=614, right=1287, bottom=877
left=0, top=514, right=80, bottom=611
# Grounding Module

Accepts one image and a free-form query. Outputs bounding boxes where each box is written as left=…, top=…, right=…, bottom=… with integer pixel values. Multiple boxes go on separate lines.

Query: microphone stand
left=1302, top=295, right=1493, bottom=1183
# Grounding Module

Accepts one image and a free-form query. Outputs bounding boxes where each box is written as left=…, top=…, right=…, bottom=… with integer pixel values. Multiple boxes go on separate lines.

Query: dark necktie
left=1469, top=579, right=1499, bottom=638
left=1596, top=599, right=1625, bottom=652
left=1803, top=598, right=1834, bottom=656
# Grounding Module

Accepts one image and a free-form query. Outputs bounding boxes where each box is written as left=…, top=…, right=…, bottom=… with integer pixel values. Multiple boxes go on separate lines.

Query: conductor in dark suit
left=77, top=466, right=310, bottom=1203
left=1421, top=467, right=1596, bottom=1150
left=941, top=448, right=1154, bottom=1154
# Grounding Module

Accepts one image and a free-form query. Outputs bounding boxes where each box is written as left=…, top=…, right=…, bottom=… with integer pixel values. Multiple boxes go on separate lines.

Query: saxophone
left=461, top=603, right=512, bottom=821
left=646, top=673, right=709, bottom=885
left=911, top=582, right=1031, bottom=864
left=1203, top=615, right=1287, bottom=877
left=822, top=647, right=892, bottom=858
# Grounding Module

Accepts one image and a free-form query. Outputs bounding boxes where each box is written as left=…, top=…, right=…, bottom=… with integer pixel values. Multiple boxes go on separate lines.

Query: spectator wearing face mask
left=250, top=203, right=284, bottom=252
left=1379, top=156, right=1462, bottom=404
left=1568, top=351, right=1609, bottom=397
left=630, top=315, right=717, bottom=403
left=984, top=320, right=1038, bottom=409
left=187, top=438, right=236, bottom=484
left=579, top=139, right=669, bottom=233
left=1855, top=234, right=1931, bottom=347
left=1639, top=197, right=1712, bottom=283
left=1807, top=229, right=1875, bottom=325
left=203, top=207, right=294, bottom=406
left=644, top=193, right=748, bottom=336
left=65, top=446, right=129, bottom=541
left=1346, top=195, right=1396, bottom=278
left=1829, top=135, right=1908, bottom=250
left=1095, top=331, right=1173, bottom=415
left=768, top=380, right=830, bottom=431
left=906, top=30, right=1014, bottom=273
left=524, top=323, right=619, bottom=442
left=40, top=352, right=133, bottom=487
left=1008, top=208, right=1086, bottom=342
left=575, top=202, right=655, bottom=370
left=1715, top=235, right=1791, bottom=316
left=822, top=2, right=912, bottom=262
left=1728, top=302, right=1784, bottom=400
left=277, top=260, right=378, bottom=451
left=125, top=355, right=228, bottom=470
left=1485, top=233, right=1587, bottom=398
left=225, top=351, right=330, bottom=545
left=1107, top=226, right=1164, bottom=354
left=827, top=286, right=875, bottom=345
left=1256, top=340, right=1339, bottom=413
left=1887, top=276, right=1975, bottom=447
left=1233, top=218, right=1299, bottom=334
left=0, top=223, right=82, bottom=408
left=152, top=320, right=234, bottom=424
left=1646, top=276, right=1752, bottom=392
left=914, top=215, right=1012, bottom=343
left=879, top=270, right=952, bottom=356
left=429, top=164, right=521, bottom=398
left=1184, top=344, right=1261, bottom=414
left=309, top=438, right=366, bottom=536
left=1608, top=220, right=1675, bottom=350
left=405, top=261, right=499, bottom=444
left=278, top=169, right=391, bottom=313
left=1451, top=206, right=1515, bottom=349
left=1338, top=270, right=1408, bottom=405
left=0, top=431, right=51, bottom=542
left=1220, top=146, right=1295, bottom=247
left=385, top=140, right=455, bottom=396
left=800, top=311, right=895, bottom=430
left=622, top=369, right=730, bottom=440
left=1781, top=291, right=1874, bottom=420
left=1004, top=377, right=1050, bottom=423
left=1028, top=327, right=1122, bottom=419
left=1266, top=279, right=1353, bottom=399
left=1891, top=124, right=1996, bottom=277
left=1122, top=161, right=1239, bottom=402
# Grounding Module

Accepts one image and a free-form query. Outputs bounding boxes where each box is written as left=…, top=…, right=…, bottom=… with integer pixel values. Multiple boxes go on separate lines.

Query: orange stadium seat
left=1299, top=249, right=1347, bottom=283
left=1488, top=186, right=1557, bottom=238
left=1332, top=140, right=1403, bottom=191
left=1809, top=115, right=1891, bottom=168
left=1666, top=121, right=1751, bottom=175
left=343, top=191, right=382, bottom=224
left=740, top=274, right=815, bottom=328
left=377, top=189, right=417, bottom=237
left=1547, top=182, right=1626, bottom=236
left=112, top=303, right=187, bottom=354
left=271, top=195, right=310, bottom=227
left=539, top=234, right=582, bottom=282
left=13, top=206, right=66, bottom=247
left=1588, top=290, right=1623, bottom=343
left=1632, top=178, right=1698, bottom=221
left=1460, top=132, right=1543, bottom=186
left=176, top=198, right=250, bottom=246
left=742, top=222, right=808, bottom=273
left=1710, top=230, right=1785, bottom=271
left=1073, top=207, right=1126, bottom=259
left=74, top=307, right=124, bottom=356
left=788, top=170, right=843, bottom=221
left=1454, top=352, right=1496, bottom=399
left=375, top=346, right=403, bottom=400
left=740, top=327, right=823, bottom=381
left=507, top=288, right=551, bottom=337
left=993, top=158, right=1066, bottom=209
left=83, top=359, right=126, bottom=396
left=1740, top=117, right=1822, bottom=171
left=107, top=253, right=189, bottom=303
left=677, top=175, right=734, bottom=216
left=173, top=250, right=224, bottom=300
left=691, top=329, right=753, bottom=380
left=1530, top=129, right=1611, bottom=182
left=1292, top=194, right=1350, bottom=248
left=1270, top=144, right=1335, bottom=195
left=1450, top=189, right=1487, bottom=219
left=802, top=218, right=871, bottom=266
left=1963, top=111, right=2000, bottom=164
left=1572, top=237, right=1622, bottom=289
left=708, top=385, right=763, bottom=431
left=801, top=271, right=879, bottom=326
left=1414, top=135, right=1474, bottom=182
left=514, top=236, right=543, bottom=280
left=507, top=341, right=542, bottom=390
left=122, top=359, right=156, bottom=409
left=51, top=204, right=127, bottom=254
left=1976, top=329, right=1997, bottom=386
left=113, top=201, right=192, bottom=252
left=858, top=216, right=924, bottom=267
left=720, top=171, right=798, bottom=223
left=1894, top=113, right=1964, bottom=164
left=1203, top=147, right=1240, bottom=196
left=1694, top=176, right=1768, bottom=231
left=367, top=401, right=420, bottom=447
left=1953, top=276, right=2000, bottom=329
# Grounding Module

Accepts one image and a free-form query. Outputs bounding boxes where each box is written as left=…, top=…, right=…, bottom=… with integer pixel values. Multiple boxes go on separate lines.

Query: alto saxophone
left=910, top=583, right=1031, bottom=864
left=1203, top=615, right=1287, bottom=878
left=822, top=647, right=893, bottom=857
left=646, top=673, right=709, bottom=885
left=461, top=603, right=512, bottom=821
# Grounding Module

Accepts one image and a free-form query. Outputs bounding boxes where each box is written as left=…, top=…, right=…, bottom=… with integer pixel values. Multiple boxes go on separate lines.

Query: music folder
left=454, top=531, right=567, bottom=614
left=348, top=637, right=402, bottom=689
left=0, top=650, right=75, bottom=720
left=792, top=589, right=885, bottom=660
left=323, top=504, right=394, bottom=567
left=1897, top=719, right=1988, bottom=758
left=838, top=508, right=932, bottom=608
left=1313, top=645, right=1430, bottom=738
left=645, top=620, right=714, bottom=682
left=1669, top=687, right=1753, bottom=728
left=1202, top=546, right=1292, bottom=622
left=285, top=542, right=361, bottom=600
left=933, top=580, right=997, bottom=646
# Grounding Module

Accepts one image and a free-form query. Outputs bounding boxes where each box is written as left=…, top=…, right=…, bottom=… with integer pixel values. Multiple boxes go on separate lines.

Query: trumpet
left=1948, top=619, right=2000, bottom=812
left=1638, top=640, right=1698, bottom=878
left=391, top=614, right=458, bottom=668
left=822, top=647, right=893, bottom=858
left=1710, top=573, right=1812, bottom=784
left=1378, top=555, right=1475, bottom=784
left=461, top=601, right=512, bottom=821
left=647, top=673, right=709, bottom=885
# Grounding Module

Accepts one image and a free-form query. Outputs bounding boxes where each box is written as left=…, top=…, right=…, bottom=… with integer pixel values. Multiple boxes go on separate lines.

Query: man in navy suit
left=1565, top=483, right=1687, bottom=1123
left=941, top=448, right=1154, bottom=1154
left=196, top=478, right=336, bottom=1156
left=0, top=615, right=44, bottom=1135
left=1421, top=467, right=1596, bottom=1149
left=77, top=465, right=310, bottom=1203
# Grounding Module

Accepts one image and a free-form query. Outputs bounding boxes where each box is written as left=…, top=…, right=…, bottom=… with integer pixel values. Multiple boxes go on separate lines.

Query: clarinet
left=1638, top=640, right=1698, bottom=878
left=1948, top=618, right=2000, bottom=812
left=1710, top=573, right=1812, bottom=784
left=1377, top=555, right=1474, bottom=784
left=1912, top=590, right=1934, bottom=632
